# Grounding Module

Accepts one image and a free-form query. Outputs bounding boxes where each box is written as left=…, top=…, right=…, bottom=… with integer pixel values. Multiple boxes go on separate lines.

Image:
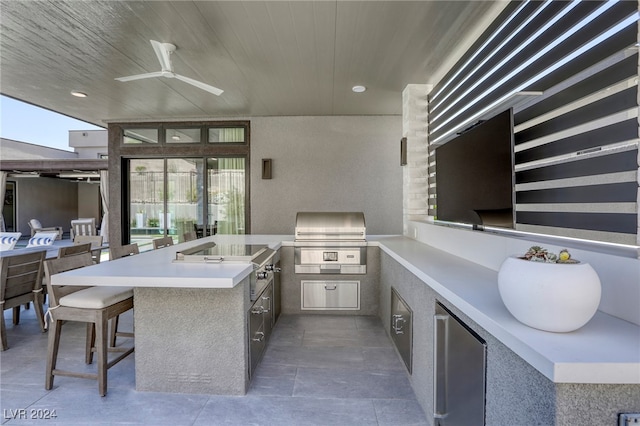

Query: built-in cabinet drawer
left=301, top=280, right=360, bottom=310
left=248, top=282, right=274, bottom=379
left=390, top=287, right=412, bottom=373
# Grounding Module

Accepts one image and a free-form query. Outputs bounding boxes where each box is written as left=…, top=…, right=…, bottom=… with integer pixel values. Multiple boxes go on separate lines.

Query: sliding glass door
left=128, top=157, right=245, bottom=250
left=208, top=157, right=246, bottom=235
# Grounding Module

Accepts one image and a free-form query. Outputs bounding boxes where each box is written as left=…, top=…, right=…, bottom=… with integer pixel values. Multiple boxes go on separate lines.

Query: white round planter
left=497, top=256, right=601, bottom=333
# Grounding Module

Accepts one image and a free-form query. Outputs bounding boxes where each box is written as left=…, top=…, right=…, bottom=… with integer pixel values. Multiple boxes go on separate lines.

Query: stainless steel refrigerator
left=434, top=302, right=486, bottom=426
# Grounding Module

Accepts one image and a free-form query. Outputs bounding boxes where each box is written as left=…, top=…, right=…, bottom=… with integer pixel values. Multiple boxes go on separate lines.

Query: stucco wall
left=14, top=176, right=78, bottom=236
left=250, top=115, right=403, bottom=235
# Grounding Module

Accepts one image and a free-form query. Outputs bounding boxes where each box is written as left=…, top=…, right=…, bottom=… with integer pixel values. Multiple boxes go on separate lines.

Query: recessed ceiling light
left=171, top=135, right=181, bottom=141
left=352, top=85, right=366, bottom=93
left=70, top=90, right=87, bottom=98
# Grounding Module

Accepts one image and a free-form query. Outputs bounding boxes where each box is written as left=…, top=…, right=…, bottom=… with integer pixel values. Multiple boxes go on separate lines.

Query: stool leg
left=85, top=323, right=95, bottom=364
left=33, top=293, right=46, bottom=333
left=13, top=306, right=20, bottom=325
left=95, top=313, right=108, bottom=396
left=0, top=311, right=8, bottom=351
left=109, top=316, right=119, bottom=347
left=45, top=319, right=62, bottom=390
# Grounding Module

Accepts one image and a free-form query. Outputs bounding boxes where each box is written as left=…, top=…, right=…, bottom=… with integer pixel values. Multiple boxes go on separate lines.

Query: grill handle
left=296, top=231, right=364, bottom=237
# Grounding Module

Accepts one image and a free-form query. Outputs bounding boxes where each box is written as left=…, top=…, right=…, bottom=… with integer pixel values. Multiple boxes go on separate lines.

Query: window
left=166, top=128, right=201, bottom=144
left=112, top=121, right=250, bottom=248
left=123, top=128, right=158, bottom=144
left=208, top=127, right=246, bottom=143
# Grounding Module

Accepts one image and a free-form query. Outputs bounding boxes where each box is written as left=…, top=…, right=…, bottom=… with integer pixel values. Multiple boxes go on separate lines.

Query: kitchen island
left=50, top=235, right=287, bottom=395
left=50, top=234, right=640, bottom=422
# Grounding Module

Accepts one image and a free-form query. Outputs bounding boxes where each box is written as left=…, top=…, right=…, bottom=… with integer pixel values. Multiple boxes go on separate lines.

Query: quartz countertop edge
left=370, top=235, right=640, bottom=385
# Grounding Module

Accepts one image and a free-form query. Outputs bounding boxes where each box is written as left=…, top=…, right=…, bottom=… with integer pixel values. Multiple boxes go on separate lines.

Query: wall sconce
left=400, top=138, right=407, bottom=166
left=262, top=159, right=272, bottom=179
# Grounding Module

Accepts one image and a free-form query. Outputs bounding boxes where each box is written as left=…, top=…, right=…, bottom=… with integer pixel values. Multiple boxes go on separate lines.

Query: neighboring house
left=0, top=131, right=107, bottom=238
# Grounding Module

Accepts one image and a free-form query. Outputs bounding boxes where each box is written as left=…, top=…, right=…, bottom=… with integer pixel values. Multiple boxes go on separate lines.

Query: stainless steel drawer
left=301, top=280, right=360, bottom=310
left=390, top=287, right=412, bottom=373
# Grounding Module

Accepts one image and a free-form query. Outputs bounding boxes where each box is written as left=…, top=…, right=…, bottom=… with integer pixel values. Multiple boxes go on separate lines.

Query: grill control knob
left=265, top=264, right=281, bottom=272
left=256, top=271, right=269, bottom=280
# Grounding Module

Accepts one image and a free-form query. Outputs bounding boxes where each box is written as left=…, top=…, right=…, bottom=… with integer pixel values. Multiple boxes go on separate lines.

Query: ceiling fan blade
left=115, top=71, right=165, bottom=82
left=174, top=74, right=224, bottom=96
left=150, top=39, right=174, bottom=71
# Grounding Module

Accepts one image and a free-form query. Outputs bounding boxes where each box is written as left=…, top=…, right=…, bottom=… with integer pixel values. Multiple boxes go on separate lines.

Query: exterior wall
left=77, top=182, right=101, bottom=223
left=249, top=116, right=402, bottom=235
left=14, top=176, right=78, bottom=236
left=68, top=130, right=108, bottom=159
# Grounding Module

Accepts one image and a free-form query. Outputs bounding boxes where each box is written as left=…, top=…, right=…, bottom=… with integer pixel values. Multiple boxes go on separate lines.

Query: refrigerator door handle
left=434, top=313, right=449, bottom=423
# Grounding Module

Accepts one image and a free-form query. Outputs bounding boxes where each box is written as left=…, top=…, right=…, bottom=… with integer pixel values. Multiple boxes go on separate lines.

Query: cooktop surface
left=175, top=242, right=269, bottom=262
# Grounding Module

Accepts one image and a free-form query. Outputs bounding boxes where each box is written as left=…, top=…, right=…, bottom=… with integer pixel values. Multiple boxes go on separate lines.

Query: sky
left=0, top=95, right=103, bottom=152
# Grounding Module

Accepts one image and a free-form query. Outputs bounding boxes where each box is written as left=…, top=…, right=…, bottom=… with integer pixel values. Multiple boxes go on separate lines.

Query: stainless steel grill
left=294, top=212, right=367, bottom=274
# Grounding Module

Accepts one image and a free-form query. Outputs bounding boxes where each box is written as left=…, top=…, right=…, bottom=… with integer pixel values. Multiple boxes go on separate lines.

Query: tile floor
left=1, top=307, right=428, bottom=425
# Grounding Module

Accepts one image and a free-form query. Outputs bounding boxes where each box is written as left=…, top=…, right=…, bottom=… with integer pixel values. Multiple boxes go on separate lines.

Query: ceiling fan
left=115, top=40, right=224, bottom=96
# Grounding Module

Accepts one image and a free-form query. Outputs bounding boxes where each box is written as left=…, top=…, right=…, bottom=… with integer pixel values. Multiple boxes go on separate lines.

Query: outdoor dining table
left=0, top=239, right=109, bottom=260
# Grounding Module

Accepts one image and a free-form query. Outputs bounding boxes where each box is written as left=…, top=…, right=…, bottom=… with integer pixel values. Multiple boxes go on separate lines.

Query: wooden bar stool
left=0, top=251, right=46, bottom=351
left=43, top=253, right=134, bottom=396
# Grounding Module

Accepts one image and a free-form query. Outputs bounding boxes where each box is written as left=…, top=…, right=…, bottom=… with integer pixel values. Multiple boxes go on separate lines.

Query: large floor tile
left=292, top=367, right=416, bottom=399
left=1, top=309, right=428, bottom=425
left=193, top=395, right=379, bottom=426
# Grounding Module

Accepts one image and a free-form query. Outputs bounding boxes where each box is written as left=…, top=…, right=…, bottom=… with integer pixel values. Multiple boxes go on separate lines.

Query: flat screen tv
left=434, top=108, right=515, bottom=228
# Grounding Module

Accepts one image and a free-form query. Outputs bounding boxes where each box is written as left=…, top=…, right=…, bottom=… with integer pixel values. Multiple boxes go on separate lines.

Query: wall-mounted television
left=434, top=109, right=515, bottom=228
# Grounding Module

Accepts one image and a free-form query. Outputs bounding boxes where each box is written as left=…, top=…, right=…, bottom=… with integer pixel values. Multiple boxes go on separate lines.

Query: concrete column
left=402, top=84, right=431, bottom=236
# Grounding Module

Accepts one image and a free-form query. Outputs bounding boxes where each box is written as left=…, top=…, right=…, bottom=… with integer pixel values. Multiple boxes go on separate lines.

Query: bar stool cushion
left=58, top=287, right=133, bottom=309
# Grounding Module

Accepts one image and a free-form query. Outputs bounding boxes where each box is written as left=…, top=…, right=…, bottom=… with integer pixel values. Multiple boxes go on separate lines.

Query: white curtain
left=0, top=172, right=7, bottom=232
left=216, top=158, right=245, bottom=234
left=218, top=128, right=244, bottom=143
left=99, top=170, right=109, bottom=243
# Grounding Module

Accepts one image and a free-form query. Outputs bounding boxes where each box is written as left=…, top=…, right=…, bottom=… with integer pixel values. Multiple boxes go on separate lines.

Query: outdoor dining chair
left=58, top=242, right=92, bottom=259
left=182, top=231, right=197, bottom=242
left=109, top=243, right=139, bottom=261
left=70, top=218, right=96, bottom=240
left=0, top=250, right=46, bottom=351
left=43, top=253, right=134, bottom=396
left=73, top=235, right=104, bottom=264
left=28, top=219, right=63, bottom=239
left=107, top=243, right=138, bottom=346
left=0, top=232, right=22, bottom=251
left=152, top=236, right=174, bottom=249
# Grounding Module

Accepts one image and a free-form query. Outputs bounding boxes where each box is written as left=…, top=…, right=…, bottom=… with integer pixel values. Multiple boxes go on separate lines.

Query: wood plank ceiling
left=0, top=1, right=500, bottom=127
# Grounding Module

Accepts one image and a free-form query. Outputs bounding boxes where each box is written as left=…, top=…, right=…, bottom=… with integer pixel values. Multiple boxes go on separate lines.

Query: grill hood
left=294, top=212, right=366, bottom=243
left=294, top=212, right=367, bottom=274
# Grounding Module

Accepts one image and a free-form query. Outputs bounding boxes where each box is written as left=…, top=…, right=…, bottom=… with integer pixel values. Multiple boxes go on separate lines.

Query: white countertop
left=50, top=234, right=640, bottom=385
left=370, top=236, right=640, bottom=385
left=50, top=235, right=287, bottom=289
